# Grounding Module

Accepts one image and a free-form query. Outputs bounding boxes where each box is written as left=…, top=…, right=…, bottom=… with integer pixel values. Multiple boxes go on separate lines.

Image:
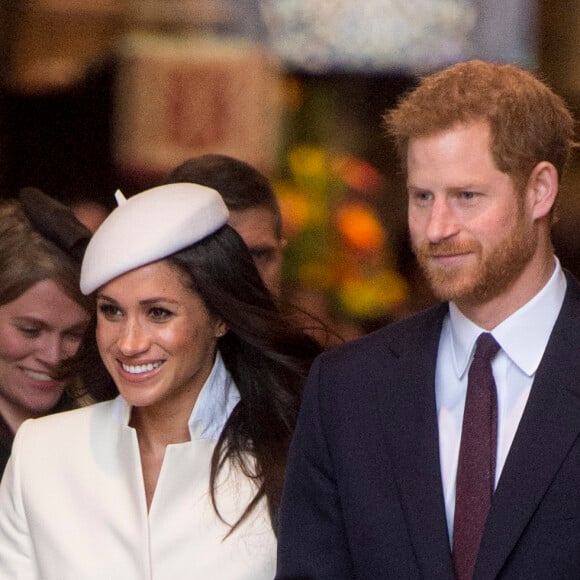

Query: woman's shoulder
left=16, top=399, right=118, bottom=441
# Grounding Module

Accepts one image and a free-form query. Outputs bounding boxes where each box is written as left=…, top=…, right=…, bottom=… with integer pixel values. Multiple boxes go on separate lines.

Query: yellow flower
left=339, top=271, right=408, bottom=318
left=289, top=145, right=327, bottom=178
left=298, top=262, right=335, bottom=290
left=276, top=183, right=311, bottom=237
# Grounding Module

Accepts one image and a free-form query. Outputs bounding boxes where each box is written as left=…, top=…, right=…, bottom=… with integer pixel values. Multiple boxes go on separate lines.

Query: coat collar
left=475, top=272, right=580, bottom=578
left=112, top=352, right=239, bottom=442
left=376, top=303, right=456, bottom=579
left=375, top=272, right=580, bottom=578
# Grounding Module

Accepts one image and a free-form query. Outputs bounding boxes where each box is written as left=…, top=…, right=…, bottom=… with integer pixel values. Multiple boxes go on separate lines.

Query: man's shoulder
left=564, top=269, right=580, bottom=299
left=321, top=302, right=448, bottom=364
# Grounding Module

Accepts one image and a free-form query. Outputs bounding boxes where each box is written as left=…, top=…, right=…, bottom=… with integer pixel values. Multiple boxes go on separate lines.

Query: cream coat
left=0, top=357, right=276, bottom=579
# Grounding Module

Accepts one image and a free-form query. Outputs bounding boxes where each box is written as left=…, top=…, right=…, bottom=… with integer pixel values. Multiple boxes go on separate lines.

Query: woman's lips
left=121, top=361, right=163, bottom=375
left=22, top=368, right=59, bottom=390
left=116, top=359, right=165, bottom=382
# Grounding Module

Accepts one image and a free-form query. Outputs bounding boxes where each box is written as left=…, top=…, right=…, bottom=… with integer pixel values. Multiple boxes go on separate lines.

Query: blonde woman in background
left=0, top=188, right=91, bottom=478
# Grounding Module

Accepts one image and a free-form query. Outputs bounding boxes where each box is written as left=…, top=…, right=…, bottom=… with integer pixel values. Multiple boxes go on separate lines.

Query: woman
left=0, top=188, right=92, bottom=477
left=0, top=183, right=322, bottom=579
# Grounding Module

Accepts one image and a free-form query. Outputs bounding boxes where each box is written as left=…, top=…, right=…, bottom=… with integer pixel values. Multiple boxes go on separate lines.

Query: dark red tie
left=452, top=333, right=500, bottom=580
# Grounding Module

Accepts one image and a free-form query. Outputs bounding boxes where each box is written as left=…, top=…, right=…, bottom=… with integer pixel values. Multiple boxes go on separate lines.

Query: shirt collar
left=188, top=351, right=240, bottom=440
left=114, top=351, right=240, bottom=441
left=449, top=257, right=567, bottom=378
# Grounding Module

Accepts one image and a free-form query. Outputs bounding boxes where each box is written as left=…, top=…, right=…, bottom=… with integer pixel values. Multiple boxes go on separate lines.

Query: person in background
left=164, top=154, right=359, bottom=344
left=0, top=183, right=322, bottom=579
left=69, top=198, right=110, bottom=233
left=164, top=154, right=286, bottom=296
left=0, top=188, right=92, bottom=477
left=276, top=60, right=579, bottom=579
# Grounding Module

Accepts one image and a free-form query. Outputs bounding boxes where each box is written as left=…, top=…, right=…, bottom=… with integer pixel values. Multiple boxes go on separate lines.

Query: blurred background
left=0, top=0, right=578, bottom=336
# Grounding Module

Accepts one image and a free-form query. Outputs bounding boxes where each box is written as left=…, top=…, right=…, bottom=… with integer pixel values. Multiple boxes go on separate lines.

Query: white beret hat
left=80, top=183, right=229, bottom=294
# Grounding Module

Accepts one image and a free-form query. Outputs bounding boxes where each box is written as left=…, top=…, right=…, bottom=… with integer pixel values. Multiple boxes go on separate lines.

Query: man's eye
left=251, top=249, right=275, bottom=264
left=410, top=190, right=432, bottom=204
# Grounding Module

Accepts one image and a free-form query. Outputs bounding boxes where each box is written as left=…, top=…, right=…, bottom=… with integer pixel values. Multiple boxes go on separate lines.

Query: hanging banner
left=114, top=33, right=282, bottom=179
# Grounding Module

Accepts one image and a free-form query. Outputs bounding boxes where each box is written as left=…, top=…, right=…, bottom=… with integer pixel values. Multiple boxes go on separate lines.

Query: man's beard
left=412, top=215, right=536, bottom=306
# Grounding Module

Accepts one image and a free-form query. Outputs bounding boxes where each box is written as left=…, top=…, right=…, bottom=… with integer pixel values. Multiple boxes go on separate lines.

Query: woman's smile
left=96, top=261, right=225, bottom=412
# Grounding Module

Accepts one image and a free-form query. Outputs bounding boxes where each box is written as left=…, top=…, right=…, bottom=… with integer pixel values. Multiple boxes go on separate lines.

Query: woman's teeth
left=25, top=370, right=52, bottom=381
left=122, top=362, right=162, bottom=375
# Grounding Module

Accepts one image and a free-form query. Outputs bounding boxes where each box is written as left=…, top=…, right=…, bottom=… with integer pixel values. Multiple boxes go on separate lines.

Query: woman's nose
left=116, top=319, right=150, bottom=356
left=36, top=334, right=63, bottom=367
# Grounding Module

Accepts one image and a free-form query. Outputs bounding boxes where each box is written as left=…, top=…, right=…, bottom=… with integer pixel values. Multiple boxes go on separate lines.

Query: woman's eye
left=149, top=307, right=173, bottom=321
left=18, top=327, right=40, bottom=338
left=64, top=332, right=84, bottom=344
left=98, top=303, right=121, bottom=318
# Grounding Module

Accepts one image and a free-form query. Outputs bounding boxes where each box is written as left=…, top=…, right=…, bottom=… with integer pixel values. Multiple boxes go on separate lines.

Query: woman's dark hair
left=72, top=225, right=323, bottom=533
left=170, top=225, right=322, bottom=533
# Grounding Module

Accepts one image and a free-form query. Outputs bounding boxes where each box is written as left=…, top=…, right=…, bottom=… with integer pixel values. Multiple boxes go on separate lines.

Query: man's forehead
left=228, top=207, right=279, bottom=242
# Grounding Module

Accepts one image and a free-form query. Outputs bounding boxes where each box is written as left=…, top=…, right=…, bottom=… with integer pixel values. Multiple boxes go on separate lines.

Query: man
left=164, top=154, right=286, bottom=296
left=276, top=60, right=579, bottom=579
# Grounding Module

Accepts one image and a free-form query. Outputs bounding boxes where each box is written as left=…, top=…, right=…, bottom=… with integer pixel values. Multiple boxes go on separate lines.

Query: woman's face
left=0, top=280, right=90, bottom=429
left=95, top=261, right=226, bottom=414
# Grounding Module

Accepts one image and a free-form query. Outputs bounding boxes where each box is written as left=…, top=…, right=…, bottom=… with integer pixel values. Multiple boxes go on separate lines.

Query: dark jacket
left=277, top=272, right=580, bottom=579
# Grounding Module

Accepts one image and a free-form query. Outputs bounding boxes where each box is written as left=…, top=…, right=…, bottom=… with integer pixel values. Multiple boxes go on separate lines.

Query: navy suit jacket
left=276, top=273, right=580, bottom=579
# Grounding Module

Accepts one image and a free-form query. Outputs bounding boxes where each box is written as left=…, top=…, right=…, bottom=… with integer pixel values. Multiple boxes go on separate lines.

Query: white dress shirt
left=0, top=352, right=276, bottom=580
left=436, top=258, right=567, bottom=540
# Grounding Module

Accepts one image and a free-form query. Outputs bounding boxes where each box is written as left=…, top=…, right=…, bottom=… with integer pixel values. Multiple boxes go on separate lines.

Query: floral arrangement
left=276, top=144, right=409, bottom=322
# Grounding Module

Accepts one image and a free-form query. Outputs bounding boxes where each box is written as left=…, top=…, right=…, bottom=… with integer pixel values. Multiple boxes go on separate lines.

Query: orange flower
left=336, top=203, right=385, bottom=252
left=332, top=155, right=384, bottom=194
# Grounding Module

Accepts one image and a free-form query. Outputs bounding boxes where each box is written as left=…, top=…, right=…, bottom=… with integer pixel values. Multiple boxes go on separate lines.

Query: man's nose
left=425, top=198, right=459, bottom=243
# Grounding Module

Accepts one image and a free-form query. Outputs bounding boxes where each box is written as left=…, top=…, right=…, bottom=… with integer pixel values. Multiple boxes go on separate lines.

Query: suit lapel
left=476, top=276, right=580, bottom=578
left=376, top=304, right=456, bottom=579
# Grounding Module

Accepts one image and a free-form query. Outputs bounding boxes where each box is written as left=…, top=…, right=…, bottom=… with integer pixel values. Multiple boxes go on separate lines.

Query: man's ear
left=526, top=161, right=558, bottom=220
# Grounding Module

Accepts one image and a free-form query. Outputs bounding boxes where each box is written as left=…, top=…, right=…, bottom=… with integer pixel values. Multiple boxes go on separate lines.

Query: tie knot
left=474, top=332, right=500, bottom=363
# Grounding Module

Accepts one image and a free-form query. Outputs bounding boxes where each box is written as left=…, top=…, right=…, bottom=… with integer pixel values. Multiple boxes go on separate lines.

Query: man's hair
left=164, top=154, right=283, bottom=238
left=384, top=60, right=576, bottom=189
